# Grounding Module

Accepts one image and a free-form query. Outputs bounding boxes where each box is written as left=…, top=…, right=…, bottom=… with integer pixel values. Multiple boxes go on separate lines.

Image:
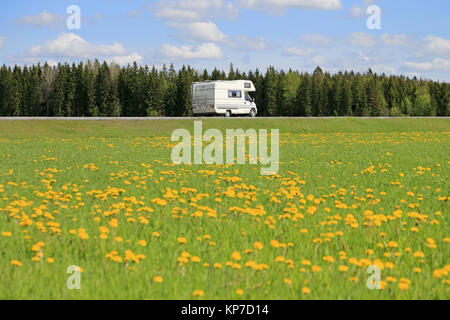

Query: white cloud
left=234, top=36, right=267, bottom=50
left=404, top=58, right=450, bottom=72
left=404, top=72, right=422, bottom=79
left=282, top=47, right=315, bottom=56
left=153, top=0, right=237, bottom=22
left=359, top=52, right=370, bottom=61
left=14, top=11, right=64, bottom=30
left=154, top=1, right=242, bottom=49
left=381, top=34, right=412, bottom=47
left=0, top=37, right=5, bottom=49
left=349, top=32, right=376, bottom=48
left=419, top=35, right=450, bottom=57
left=225, top=2, right=240, bottom=17
left=371, top=64, right=397, bottom=75
left=167, top=21, right=227, bottom=42
left=160, top=42, right=224, bottom=60
left=13, top=33, right=141, bottom=65
left=155, top=0, right=343, bottom=20
left=154, top=1, right=265, bottom=54
left=363, top=0, right=378, bottom=5
left=154, top=6, right=202, bottom=22
left=108, top=53, right=143, bottom=66
left=348, top=5, right=365, bottom=18
left=236, top=0, right=342, bottom=11
left=26, top=33, right=127, bottom=58
left=166, top=21, right=265, bottom=51
left=301, top=33, right=332, bottom=46
left=221, top=35, right=267, bottom=50
left=310, top=55, right=327, bottom=66
left=46, top=60, right=58, bottom=67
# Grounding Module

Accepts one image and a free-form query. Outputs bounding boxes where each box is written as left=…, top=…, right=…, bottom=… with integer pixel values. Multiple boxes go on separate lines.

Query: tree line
left=0, top=61, right=448, bottom=117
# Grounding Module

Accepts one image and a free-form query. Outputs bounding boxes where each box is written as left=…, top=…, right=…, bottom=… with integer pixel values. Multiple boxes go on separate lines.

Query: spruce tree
left=294, top=74, right=312, bottom=116
left=228, top=63, right=236, bottom=80
left=163, top=64, right=178, bottom=116
left=436, top=82, right=449, bottom=116
left=84, top=61, right=97, bottom=116
left=262, top=66, right=277, bottom=116
left=338, top=78, right=352, bottom=116
left=201, top=69, right=210, bottom=81
left=311, top=67, right=324, bottom=116
left=52, top=64, right=66, bottom=117
left=275, top=70, right=287, bottom=116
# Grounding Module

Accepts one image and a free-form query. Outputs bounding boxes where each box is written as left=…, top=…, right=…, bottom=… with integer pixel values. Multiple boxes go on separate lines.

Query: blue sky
left=1, top=0, right=449, bottom=81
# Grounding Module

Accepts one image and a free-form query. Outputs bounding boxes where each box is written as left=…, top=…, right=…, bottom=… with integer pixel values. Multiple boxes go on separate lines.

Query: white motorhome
left=191, top=80, right=257, bottom=117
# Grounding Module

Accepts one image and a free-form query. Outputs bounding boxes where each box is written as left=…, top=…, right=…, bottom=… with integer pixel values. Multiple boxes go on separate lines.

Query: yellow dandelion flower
left=108, top=218, right=118, bottom=228
left=339, top=265, right=348, bottom=272
left=192, top=290, right=204, bottom=297
left=311, top=265, right=321, bottom=272
left=11, top=260, right=22, bottom=267
left=270, top=239, right=280, bottom=248
left=138, top=240, right=147, bottom=247
left=387, top=241, right=398, bottom=248
left=231, top=251, right=241, bottom=261
left=385, top=262, right=394, bottom=269
left=386, top=276, right=396, bottom=283
left=301, top=260, right=311, bottom=266
left=253, top=242, right=263, bottom=250
left=398, top=282, right=409, bottom=290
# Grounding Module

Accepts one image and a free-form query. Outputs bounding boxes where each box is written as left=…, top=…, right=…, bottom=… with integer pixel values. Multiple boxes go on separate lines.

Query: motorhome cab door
left=226, top=89, right=255, bottom=116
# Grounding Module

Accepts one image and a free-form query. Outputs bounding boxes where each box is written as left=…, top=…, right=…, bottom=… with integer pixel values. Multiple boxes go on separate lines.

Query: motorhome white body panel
left=191, top=80, right=257, bottom=116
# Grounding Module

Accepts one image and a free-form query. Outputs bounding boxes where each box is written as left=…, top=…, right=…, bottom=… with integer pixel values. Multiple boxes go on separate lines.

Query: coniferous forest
left=0, top=61, right=448, bottom=117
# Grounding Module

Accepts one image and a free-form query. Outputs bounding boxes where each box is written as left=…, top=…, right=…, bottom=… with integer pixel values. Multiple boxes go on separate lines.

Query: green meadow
left=0, top=118, right=448, bottom=299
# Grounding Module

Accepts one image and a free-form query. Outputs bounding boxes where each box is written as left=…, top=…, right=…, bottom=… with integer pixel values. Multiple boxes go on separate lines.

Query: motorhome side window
left=244, top=82, right=251, bottom=89
left=228, top=90, right=242, bottom=98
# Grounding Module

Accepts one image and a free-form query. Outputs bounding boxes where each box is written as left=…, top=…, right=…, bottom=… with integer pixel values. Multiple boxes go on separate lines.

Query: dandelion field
left=0, top=118, right=448, bottom=300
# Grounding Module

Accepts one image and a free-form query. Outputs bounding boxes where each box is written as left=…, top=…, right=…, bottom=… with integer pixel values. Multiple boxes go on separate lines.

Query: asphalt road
left=0, top=117, right=447, bottom=120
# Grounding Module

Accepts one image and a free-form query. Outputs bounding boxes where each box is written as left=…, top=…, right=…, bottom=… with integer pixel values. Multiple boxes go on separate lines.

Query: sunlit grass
left=0, top=119, right=448, bottom=299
